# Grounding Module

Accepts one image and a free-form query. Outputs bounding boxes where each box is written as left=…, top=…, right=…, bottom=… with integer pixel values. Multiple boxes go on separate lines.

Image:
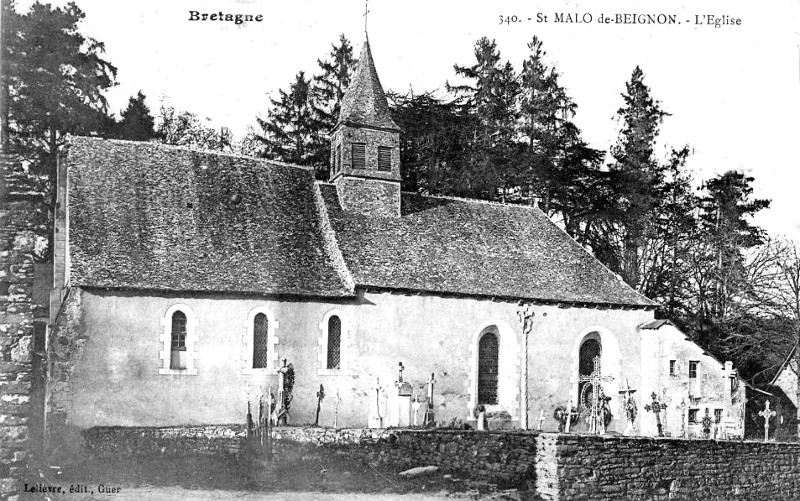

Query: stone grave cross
left=423, top=372, right=435, bottom=426
left=759, top=400, right=776, bottom=441
left=368, top=377, right=383, bottom=428
left=537, top=409, right=546, bottom=430
left=578, top=356, right=614, bottom=434
left=678, top=398, right=687, bottom=438
left=333, top=389, right=341, bottom=429
left=644, top=392, right=667, bottom=437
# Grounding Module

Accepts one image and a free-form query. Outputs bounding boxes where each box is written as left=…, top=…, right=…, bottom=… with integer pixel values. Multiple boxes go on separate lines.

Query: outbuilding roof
left=65, top=137, right=655, bottom=307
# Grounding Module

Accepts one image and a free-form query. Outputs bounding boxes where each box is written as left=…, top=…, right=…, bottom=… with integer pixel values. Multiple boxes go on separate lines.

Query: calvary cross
left=578, top=356, right=614, bottom=434
left=759, top=400, right=776, bottom=442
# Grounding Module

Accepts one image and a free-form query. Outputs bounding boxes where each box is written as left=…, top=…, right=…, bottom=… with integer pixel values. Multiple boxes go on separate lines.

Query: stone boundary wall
left=81, top=425, right=247, bottom=457
left=75, top=426, right=800, bottom=499
left=0, top=156, right=38, bottom=501
left=544, top=434, right=800, bottom=501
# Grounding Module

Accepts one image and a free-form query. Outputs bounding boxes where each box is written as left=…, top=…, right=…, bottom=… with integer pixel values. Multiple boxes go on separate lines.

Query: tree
left=517, top=36, right=605, bottom=235
left=389, top=91, right=477, bottom=194
left=155, top=101, right=228, bottom=151
left=2, top=0, right=117, bottom=258
left=310, top=35, right=357, bottom=179
left=255, top=71, right=320, bottom=166
left=115, top=91, right=156, bottom=141
left=448, top=37, right=520, bottom=200
left=601, top=66, right=669, bottom=289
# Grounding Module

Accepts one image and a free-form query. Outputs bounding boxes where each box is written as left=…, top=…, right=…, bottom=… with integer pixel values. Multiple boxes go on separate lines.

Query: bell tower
left=329, top=40, right=401, bottom=218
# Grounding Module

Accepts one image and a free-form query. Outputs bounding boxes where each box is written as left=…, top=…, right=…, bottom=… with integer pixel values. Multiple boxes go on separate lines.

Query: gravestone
left=392, top=362, right=413, bottom=427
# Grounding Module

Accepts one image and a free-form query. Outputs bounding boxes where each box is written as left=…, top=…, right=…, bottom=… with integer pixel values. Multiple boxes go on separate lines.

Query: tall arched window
left=326, top=315, right=341, bottom=370
left=170, top=311, right=187, bottom=370
left=478, top=331, right=499, bottom=405
left=253, top=313, right=269, bottom=369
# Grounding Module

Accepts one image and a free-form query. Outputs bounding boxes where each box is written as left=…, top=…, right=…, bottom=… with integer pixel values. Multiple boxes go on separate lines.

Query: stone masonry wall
left=0, top=156, right=38, bottom=500
left=544, top=434, right=800, bottom=501
left=74, top=426, right=800, bottom=500
left=82, top=425, right=247, bottom=457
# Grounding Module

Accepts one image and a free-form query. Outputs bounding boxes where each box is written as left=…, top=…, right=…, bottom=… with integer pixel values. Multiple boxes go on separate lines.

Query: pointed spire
left=338, top=41, right=399, bottom=131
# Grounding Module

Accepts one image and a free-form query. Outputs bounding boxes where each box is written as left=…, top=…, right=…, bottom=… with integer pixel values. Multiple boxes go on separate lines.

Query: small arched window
left=477, top=331, right=499, bottom=405
left=326, top=315, right=341, bottom=370
left=253, top=313, right=269, bottom=369
left=170, top=311, right=187, bottom=370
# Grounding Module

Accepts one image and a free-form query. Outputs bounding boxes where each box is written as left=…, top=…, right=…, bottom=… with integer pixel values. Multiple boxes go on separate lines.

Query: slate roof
left=67, top=137, right=353, bottom=297
left=319, top=185, right=655, bottom=307
left=338, top=41, right=399, bottom=131
left=66, top=137, right=654, bottom=307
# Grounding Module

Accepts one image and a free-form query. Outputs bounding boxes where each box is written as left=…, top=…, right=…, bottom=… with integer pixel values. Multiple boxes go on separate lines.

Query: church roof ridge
left=66, top=135, right=316, bottom=173
left=338, top=40, right=399, bottom=131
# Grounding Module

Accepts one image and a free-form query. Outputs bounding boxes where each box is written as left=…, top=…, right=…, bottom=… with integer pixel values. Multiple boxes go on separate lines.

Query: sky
left=13, top=0, right=800, bottom=239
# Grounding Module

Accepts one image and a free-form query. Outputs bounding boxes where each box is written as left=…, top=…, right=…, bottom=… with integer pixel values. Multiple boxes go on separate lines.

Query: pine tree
left=517, top=36, right=604, bottom=230
left=310, top=35, right=357, bottom=179
left=605, top=66, right=669, bottom=289
left=448, top=37, right=520, bottom=200
left=115, top=91, right=156, bottom=141
left=255, top=71, right=320, bottom=165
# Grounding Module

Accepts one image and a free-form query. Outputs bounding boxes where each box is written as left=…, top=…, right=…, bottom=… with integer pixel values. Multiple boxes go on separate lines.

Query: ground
left=36, top=454, right=535, bottom=501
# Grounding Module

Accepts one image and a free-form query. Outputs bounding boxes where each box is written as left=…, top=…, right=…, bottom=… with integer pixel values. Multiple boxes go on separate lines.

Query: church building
left=46, top=40, right=745, bottom=448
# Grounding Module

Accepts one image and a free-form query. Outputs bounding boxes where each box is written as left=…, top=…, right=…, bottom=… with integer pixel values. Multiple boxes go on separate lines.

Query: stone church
left=46, top=40, right=745, bottom=446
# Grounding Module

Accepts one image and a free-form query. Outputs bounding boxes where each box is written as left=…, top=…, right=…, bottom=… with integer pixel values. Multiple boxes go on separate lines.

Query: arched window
left=326, top=315, right=341, bottom=370
left=170, top=311, right=187, bottom=370
left=252, top=313, right=269, bottom=369
left=477, top=331, right=499, bottom=405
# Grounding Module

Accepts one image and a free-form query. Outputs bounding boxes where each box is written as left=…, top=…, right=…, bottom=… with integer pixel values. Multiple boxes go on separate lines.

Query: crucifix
left=578, top=356, right=614, bottom=434
left=759, top=400, right=776, bottom=442
left=644, top=392, right=668, bottom=437
left=618, top=379, right=637, bottom=436
left=314, top=384, right=325, bottom=426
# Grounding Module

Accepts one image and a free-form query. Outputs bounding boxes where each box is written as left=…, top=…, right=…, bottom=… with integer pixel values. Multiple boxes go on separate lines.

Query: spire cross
left=363, top=0, right=370, bottom=38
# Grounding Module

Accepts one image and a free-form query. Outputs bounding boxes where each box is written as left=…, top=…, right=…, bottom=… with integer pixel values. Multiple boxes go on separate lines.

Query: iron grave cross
left=644, top=392, right=668, bottom=437
left=578, top=356, right=614, bottom=434
left=759, top=400, right=776, bottom=441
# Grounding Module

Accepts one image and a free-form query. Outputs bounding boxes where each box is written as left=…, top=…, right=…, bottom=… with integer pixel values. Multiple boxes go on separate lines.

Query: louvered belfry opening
left=351, top=143, right=366, bottom=169
left=377, top=146, right=391, bottom=171
left=253, top=313, right=269, bottom=369
left=478, top=331, right=499, bottom=405
left=327, top=315, right=342, bottom=369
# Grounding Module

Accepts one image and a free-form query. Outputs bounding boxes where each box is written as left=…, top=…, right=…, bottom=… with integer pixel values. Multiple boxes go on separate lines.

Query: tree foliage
left=113, top=91, right=156, bottom=141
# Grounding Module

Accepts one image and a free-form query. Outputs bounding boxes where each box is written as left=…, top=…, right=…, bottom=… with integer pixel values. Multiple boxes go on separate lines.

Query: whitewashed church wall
left=639, top=324, right=746, bottom=438
left=57, top=288, right=654, bottom=433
